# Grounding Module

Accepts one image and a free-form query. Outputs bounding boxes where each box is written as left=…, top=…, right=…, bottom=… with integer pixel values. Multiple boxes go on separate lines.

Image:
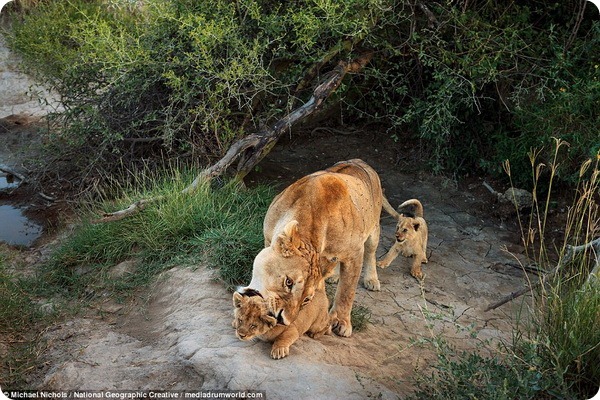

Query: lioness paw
left=363, top=277, right=381, bottom=291
left=331, top=318, right=353, bottom=337
left=270, top=345, right=290, bottom=359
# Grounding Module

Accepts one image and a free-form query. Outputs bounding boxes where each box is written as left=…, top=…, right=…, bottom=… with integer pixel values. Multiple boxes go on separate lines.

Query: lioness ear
left=275, top=220, right=302, bottom=257
left=233, top=291, right=244, bottom=308
left=413, top=222, right=420, bottom=231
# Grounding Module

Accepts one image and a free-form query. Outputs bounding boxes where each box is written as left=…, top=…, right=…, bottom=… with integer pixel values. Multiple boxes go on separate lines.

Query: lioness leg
left=362, top=226, right=381, bottom=291
left=376, top=241, right=401, bottom=269
left=271, top=326, right=301, bottom=359
left=330, top=256, right=362, bottom=337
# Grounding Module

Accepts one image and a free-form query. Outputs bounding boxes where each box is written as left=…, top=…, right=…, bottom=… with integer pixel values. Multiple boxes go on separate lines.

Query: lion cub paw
left=270, top=345, right=290, bottom=359
left=410, top=269, right=424, bottom=281
left=376, top=260, right=390, bottom=269
left=363, top=277, right=381, bottom=292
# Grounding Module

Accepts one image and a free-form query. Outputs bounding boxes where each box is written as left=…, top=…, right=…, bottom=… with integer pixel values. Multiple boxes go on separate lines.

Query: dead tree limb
left=234, top=51, right=373, bottom=180
left=485, top=237, right=600, bottom=311
left=417, top=2, right=439, bottom=28
left=94, top=51, right=374, bottom=223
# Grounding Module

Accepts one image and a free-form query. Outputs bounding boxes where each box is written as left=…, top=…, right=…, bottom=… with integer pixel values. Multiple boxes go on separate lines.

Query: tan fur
left=241, top=159, right=387, bottom=337
left=377, top=199, right=429, bottom=280
left=232, top=281, right=331, bottom=359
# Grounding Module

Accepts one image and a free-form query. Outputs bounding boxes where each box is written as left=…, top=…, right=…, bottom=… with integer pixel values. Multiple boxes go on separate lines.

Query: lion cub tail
left=398, top=199, right=424, bottom=218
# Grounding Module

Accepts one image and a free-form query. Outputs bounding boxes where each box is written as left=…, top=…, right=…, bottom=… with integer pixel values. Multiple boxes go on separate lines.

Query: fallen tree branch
left=95, top=51, right=374, bottom=223
left=234, top=51, right=373, bottom=180
left=182, top=134, right=260, bottom=194
left=486, top=237, right=600, bottom=311
left=94, top=196, right=164, bottom=223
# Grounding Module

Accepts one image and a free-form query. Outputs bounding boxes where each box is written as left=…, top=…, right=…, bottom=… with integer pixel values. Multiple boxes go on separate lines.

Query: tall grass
left=519, top=140, right=600, bottom=396
left=410, top=142, right=600, bottom=399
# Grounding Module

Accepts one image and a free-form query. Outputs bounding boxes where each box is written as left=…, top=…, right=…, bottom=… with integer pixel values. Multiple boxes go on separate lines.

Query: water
left=0, top=204, right=43, bottom=246
left=0, top=174, right=20, bottom=190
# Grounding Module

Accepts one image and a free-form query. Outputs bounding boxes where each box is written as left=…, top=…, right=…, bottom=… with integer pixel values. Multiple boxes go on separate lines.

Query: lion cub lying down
left=377, top=198, right=429, bottom=280
left=232, top=280, right=331, bottom=359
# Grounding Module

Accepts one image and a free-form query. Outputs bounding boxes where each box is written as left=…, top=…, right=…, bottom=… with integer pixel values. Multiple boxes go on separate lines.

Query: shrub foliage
left=8, top=0, right=598, bottom=187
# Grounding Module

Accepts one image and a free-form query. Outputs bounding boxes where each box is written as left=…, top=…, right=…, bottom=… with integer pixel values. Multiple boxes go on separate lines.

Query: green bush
left=7, top=1, right=599, bottom=187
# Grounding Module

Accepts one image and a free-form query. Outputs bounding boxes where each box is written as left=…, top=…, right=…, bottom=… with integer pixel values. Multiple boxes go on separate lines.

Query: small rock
left=499, top=188, right=533, bottom=209
left=39, top=302, right=56, bottom=315
left=108, top=259, right=138, bottom=279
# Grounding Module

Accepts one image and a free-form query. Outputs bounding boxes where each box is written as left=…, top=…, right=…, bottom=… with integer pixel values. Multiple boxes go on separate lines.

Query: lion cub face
left=232, top=291, right=277, bottom=341
left=395, top=214, right=422, bottom=243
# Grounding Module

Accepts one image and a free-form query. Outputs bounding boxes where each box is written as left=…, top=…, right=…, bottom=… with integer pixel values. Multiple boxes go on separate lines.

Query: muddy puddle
left=0, top=170, right=44, bottom=247
left=0, top=203, right=43, bottom=246
left=1, top=172, right=19, bottom=190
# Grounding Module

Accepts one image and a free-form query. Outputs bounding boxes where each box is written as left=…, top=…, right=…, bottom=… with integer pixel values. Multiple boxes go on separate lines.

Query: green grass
left=0, top=248, right=55, bottom=389
left=43, top=168, right=274, bottom=296
left=408, top=339, right=558, bottom=400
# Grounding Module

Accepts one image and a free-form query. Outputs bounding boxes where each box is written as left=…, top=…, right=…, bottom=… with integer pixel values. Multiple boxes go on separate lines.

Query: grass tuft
left=43, top=167, right=274, bottom=296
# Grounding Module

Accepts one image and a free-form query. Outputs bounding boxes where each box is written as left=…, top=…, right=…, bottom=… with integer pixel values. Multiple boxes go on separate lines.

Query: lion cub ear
left=262, top=314, right=278, bottom=328
left=275, top=220, right=302, bottom=257
left=233, top=291, right=244, bottom=308
left=413, top=222, right=421, bottom=231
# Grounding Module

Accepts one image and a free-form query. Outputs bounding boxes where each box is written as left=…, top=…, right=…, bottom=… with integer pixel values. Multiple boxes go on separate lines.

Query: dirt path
left=30, top=131, right=533, bottom=399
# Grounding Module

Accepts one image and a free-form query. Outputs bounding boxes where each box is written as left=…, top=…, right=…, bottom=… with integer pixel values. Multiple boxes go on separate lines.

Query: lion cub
left=232, top=280, right=331, bottom=359
left=377, top=198, right=428, bottom=280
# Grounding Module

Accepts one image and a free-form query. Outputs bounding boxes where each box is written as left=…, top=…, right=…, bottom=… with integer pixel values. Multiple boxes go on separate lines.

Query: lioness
left=377, top=199, right=429, bottom=280
left=240, top=159, right=388, bottom=337
left=232, top=280, right=331, bottom=359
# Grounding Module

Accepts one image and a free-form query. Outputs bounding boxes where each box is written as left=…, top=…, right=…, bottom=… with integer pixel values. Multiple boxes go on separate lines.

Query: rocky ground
left=1, top=28, right=551, bottom=399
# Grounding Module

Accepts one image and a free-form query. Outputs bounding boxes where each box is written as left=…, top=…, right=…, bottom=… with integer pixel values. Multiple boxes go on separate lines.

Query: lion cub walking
left=378, top=198, right=429, bottom=280
left=232, top=280, right=331, bottom=359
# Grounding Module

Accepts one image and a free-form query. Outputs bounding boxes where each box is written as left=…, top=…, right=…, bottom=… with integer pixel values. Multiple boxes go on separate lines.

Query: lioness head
left=232, top=291, right=277, bottom=340
left=395, top=214, right=421, bottom=243
left=240, top=220, right=321, bottom=326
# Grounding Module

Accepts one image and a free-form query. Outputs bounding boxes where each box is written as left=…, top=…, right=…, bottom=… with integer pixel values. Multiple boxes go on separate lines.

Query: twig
left=482, top=181, right=498, bottom=196
left=417, top=2, right=439, bottom=28
left=39, top=192, right=57, bottom=202
left=485, top=237, right=600, bottom=311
